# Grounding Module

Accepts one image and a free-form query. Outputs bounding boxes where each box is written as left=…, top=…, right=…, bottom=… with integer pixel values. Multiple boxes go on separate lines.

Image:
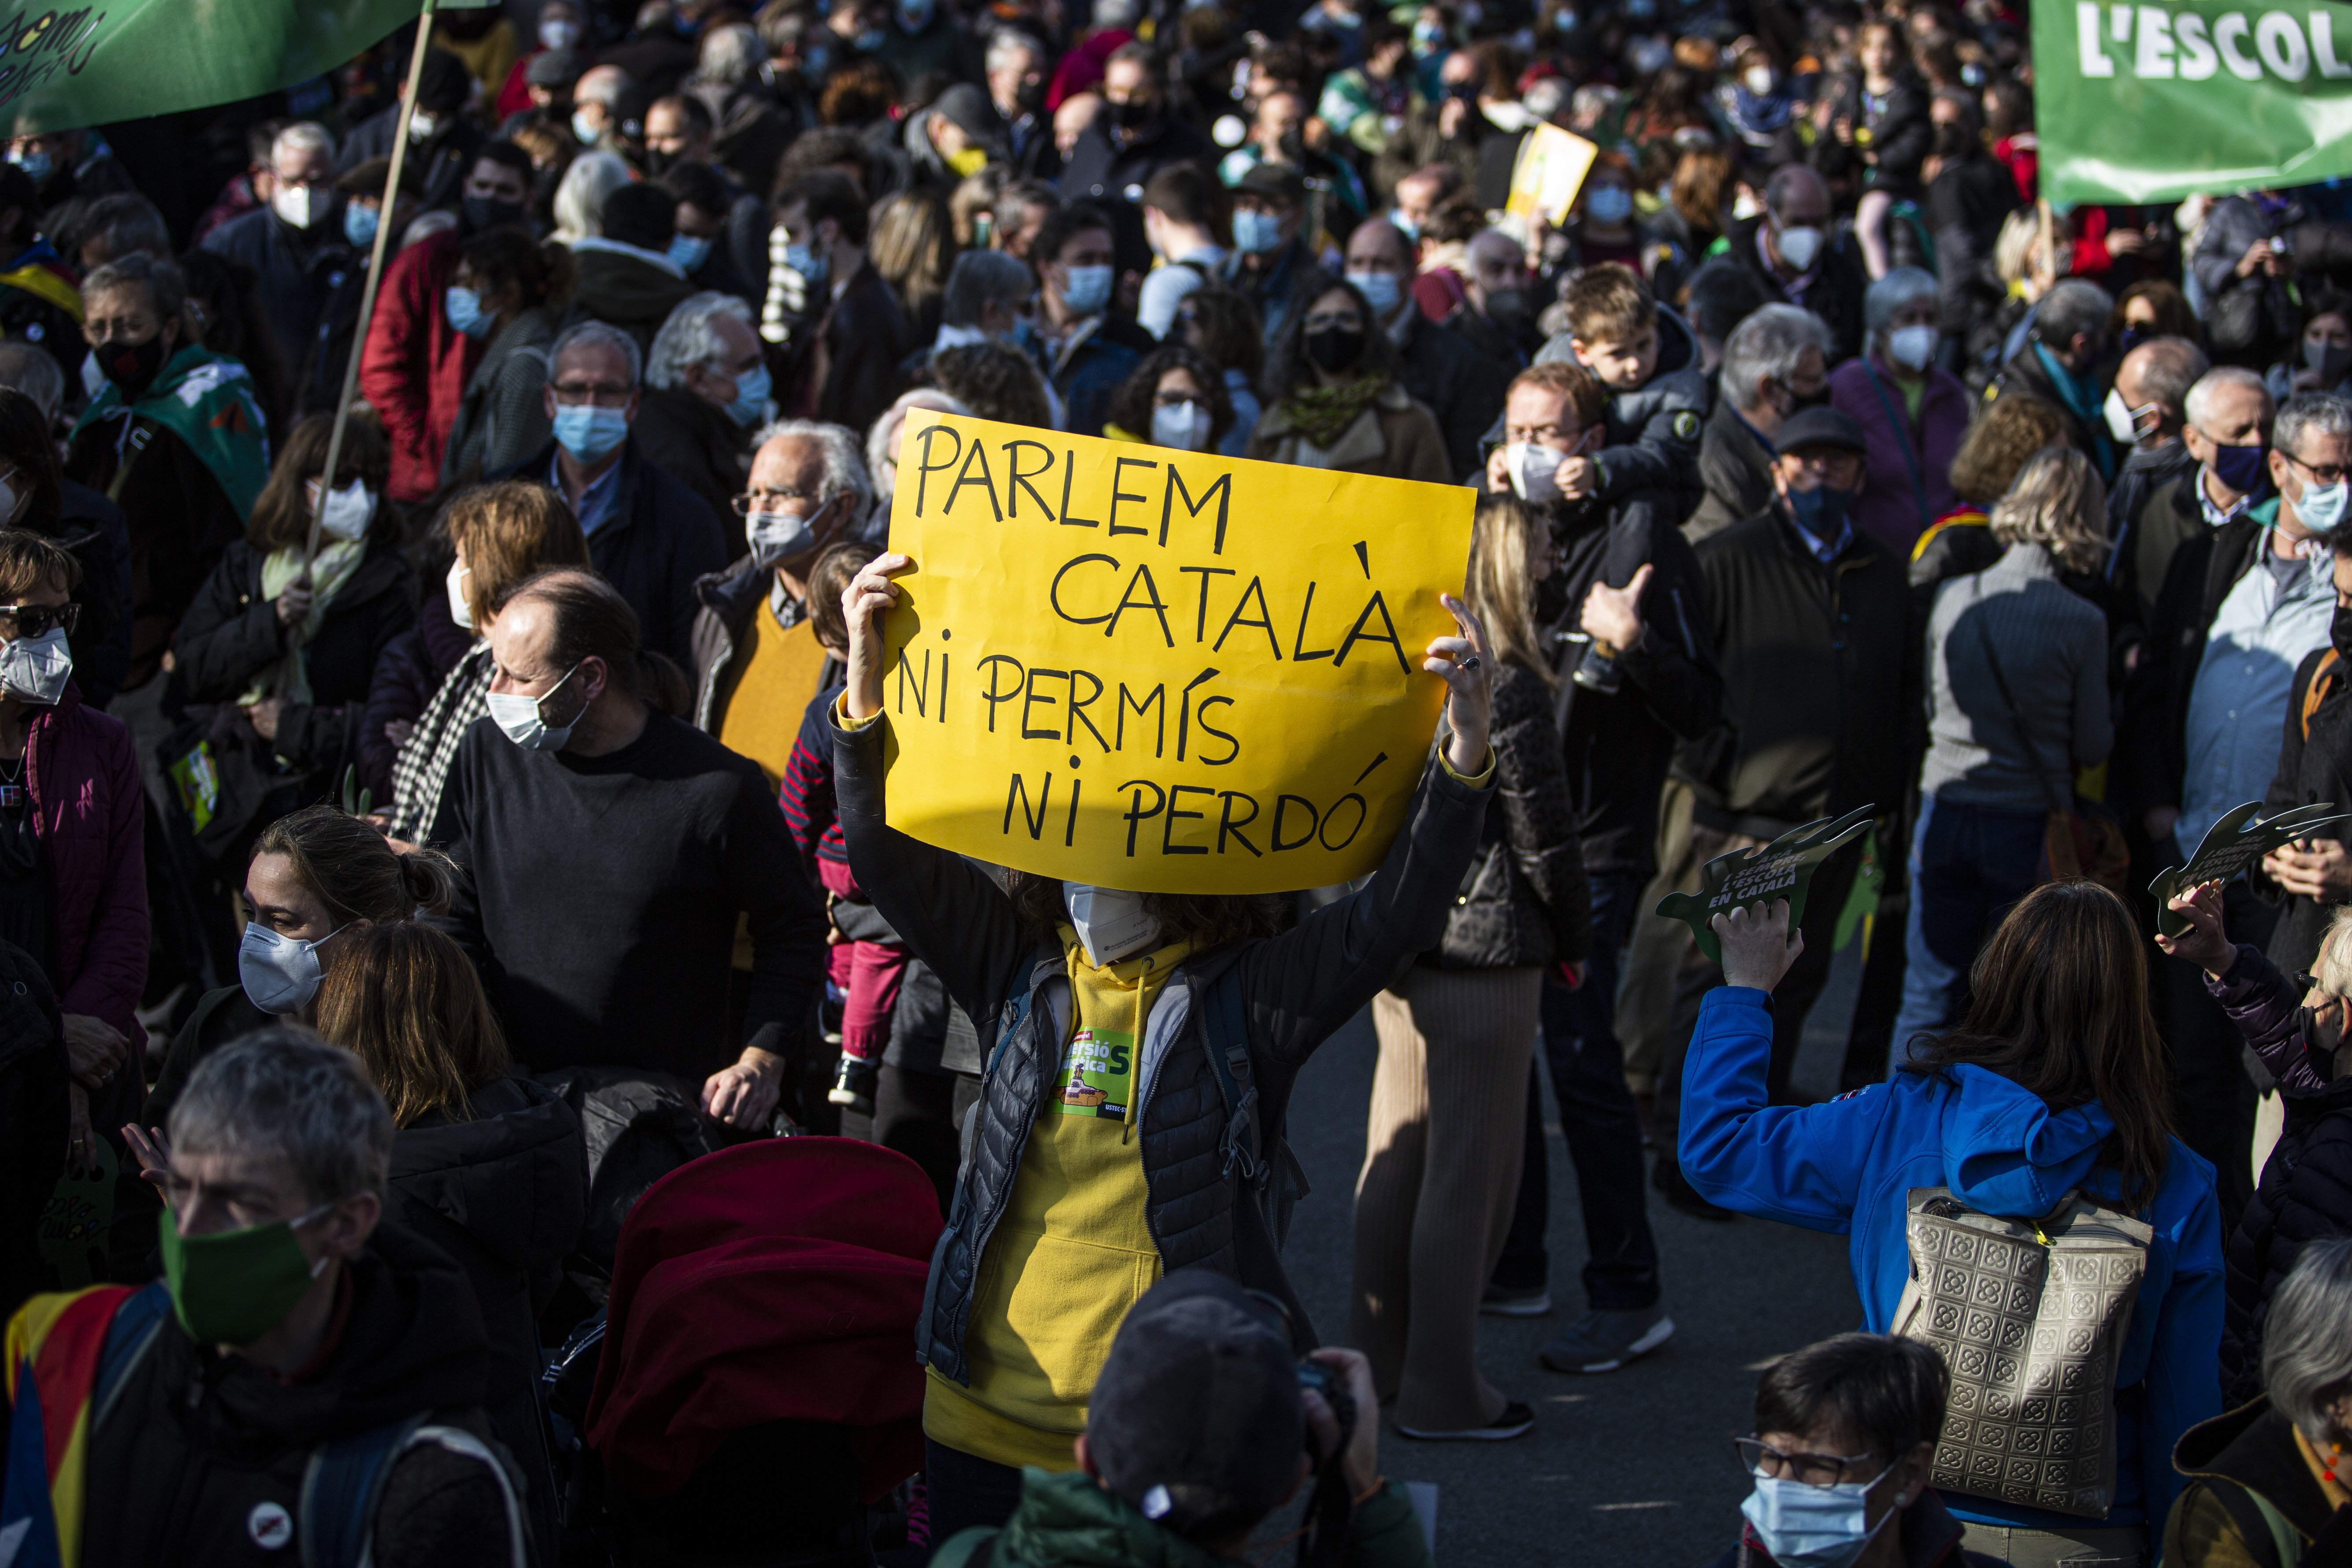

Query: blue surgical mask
left=7, top=147, right=51, bottom=185
left=445, top=285, right=491, bottom=339
left=1412, top=17, right=1446, bottom=49
left=1061, top=263, right=1113, bottom=316
left=572, top=108, right=603, bottom=146
left=1232, top=208, right=1284, bottom=255
left=667, top=234, right=712, bottom=274
left=855, top=26, right=886, bottom=51
left=343, top=202, right=380, bottom=249
left=1390, top=210, right=1420, bottom=241
left=724, top=362, right=773, bottom=427
left=1585, top=184, right=1634, bottom=225
left=2297, top=474, right=2350, bottom=534
left=785, top=240, right=830, bottom=289
left=1739, top=1475, right=1897, bottom=1568
left=1344, top=269, right=1401, bottom=316
left=553, top=403, right=631, bottom=463
left=1787, top=482, right=1853, bottom=543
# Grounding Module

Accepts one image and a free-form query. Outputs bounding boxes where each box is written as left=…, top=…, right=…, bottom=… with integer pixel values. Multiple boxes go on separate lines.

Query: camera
left=1296, top=1357, right=1356, bottom=1453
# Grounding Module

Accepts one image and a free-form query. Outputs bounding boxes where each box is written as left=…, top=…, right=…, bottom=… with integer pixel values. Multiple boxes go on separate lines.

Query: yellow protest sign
left=878, top=411, right=1473, bottom=894
left=1505, top=123, right=1599, bottom=231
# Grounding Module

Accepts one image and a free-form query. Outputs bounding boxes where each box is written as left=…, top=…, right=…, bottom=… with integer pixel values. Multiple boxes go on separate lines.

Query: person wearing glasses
left=1717, top=1334, right=2009, bottom=1568
left=688, top=420, right=871, bottom=788
left=1243, top=279, right=1449, bottom=484
left=0, top=529, right=147, bottom=1259
left=491, top=319, right=727, bottom=668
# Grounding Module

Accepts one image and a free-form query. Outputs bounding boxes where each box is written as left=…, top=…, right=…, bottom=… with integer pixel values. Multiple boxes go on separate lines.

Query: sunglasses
left=0, top=603, right=78, bottom=639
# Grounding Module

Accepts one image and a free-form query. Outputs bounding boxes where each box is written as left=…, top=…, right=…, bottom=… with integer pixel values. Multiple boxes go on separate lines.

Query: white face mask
left=1744, top=64, right=1776, bottom=95
left=307, top=477, right=375, bottom=543
left=1151, top=399, right=1211, bottom=452
left=540, top=17, right=581, bottom=50
left=1506, top=441, right=1566, bottom=504
left=446, top=561, right=475, bottom=630
left=0, top=626, right=70, bottom=705
left=408, top=108, right=441, bottom=144
left=1063, top=882, right=1157, bottom=966
left=2103, top=386, right=2151, bottom=445
left=1886, top=323, right=1937, bottom=372
left=271, top=182, right=322, bottom=231
left=1774, top=223, right=1824, bottom=271
left=79, top=347, right=103, bottom=402
left=238, top=920, right=346, bottom=1015
left=486, top=662, right=583, bottom=751
left=2297, top=473, right=2350, bottom=534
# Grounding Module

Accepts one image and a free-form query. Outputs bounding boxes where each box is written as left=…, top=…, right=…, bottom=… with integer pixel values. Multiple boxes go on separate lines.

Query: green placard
left=2150, top=800, right=2352, bottom=936
left=1657, top=804, right=1877, bottom=965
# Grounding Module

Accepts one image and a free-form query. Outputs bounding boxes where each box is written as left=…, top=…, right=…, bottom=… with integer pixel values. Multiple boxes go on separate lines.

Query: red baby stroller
left=569, top=1137, right=942, bottom=1567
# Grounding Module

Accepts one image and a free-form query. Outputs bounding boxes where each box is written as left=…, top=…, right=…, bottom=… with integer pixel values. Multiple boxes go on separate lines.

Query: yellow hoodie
left=922, top=928, right=1192, bottom=1469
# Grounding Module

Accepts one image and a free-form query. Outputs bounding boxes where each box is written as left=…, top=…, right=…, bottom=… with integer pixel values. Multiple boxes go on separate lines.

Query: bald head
left=2115, top=335, right=2210, bottom=447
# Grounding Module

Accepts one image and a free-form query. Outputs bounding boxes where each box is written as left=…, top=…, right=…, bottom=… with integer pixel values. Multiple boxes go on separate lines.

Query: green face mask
left=158, top=1202, right=334, bottom=1346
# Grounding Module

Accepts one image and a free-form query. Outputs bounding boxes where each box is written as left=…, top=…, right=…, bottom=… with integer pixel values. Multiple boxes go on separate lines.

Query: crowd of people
left=8, top=0, right=2352, bottom=1562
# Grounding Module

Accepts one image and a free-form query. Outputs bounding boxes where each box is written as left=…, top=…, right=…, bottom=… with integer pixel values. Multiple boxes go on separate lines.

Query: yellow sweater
left=717, top=601, right=831, bottom=789
left=922, top=930, right=1192, bottom=1470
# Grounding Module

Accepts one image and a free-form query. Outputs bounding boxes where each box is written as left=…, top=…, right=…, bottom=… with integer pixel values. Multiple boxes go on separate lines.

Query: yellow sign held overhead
left=878, top=412, right=1474, bottom=894
left=1505, top=123, right=1600, bottom=231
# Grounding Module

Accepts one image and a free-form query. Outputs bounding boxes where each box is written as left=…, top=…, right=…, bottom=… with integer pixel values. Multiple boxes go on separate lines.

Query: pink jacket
left=25, top=683, right=147, bottom=1050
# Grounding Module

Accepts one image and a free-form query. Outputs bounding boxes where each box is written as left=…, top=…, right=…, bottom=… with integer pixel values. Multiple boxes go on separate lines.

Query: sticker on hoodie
left=1057, top=1027, right=1133, bottom=1119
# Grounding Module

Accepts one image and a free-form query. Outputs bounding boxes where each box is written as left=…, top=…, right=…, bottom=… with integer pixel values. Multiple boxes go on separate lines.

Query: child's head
left=1859, top=19, right=1909, bottom=78
left=1565, top=263, right=1659, bottom=390
left=806, top=538, right=883, bottom=659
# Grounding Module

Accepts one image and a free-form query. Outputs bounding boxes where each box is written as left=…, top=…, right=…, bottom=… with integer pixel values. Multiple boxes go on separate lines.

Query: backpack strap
left=2197, top=1476, right=2300, bottom=1568
left=2305, top=649, right=2341, bottom=744
left=1198, top=968, right=1267, bottom=1190
left=297, top=1411, right=431, bottom=1568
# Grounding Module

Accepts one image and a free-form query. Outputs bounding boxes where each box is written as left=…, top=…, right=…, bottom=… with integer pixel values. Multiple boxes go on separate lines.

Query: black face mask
left=1306, top=326, right=1365, bottom=373
left=1484, top=287, right=1528, bottom=327
left=1014, top=78, right=1044, bottom=112
left=96, top=332, right=169, bottom=401
left=461, top=194, right=528, bottom=234
left=641, top=147, right=679, bottom=178
left=2333, top=600, right=2352, bottom=659
left=1931, top=122, right=1973, bottom=158
left=1112, top=96, right=1154, bottom=130
left=1778, top=378, right=1832, bottom=415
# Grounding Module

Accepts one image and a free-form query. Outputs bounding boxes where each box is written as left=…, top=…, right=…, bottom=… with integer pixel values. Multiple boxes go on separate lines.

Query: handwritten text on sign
left=878, top=411, right=1473, bottom=893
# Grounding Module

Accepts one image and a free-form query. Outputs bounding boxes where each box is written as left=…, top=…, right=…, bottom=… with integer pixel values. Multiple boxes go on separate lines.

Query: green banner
left=0, top=0, right=491, bottom=138
left=2035, top=0, right=2352, bottom=205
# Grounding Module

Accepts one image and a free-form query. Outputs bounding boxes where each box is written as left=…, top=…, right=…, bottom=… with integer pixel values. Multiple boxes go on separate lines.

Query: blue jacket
left=1679, top=986, right=2224, bottom=1535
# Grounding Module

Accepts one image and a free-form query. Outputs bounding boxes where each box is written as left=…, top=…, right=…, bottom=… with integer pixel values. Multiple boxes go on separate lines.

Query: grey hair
left=942, top=249, right=1036, bottom=329
left=2276, top=391, right=2352, bottom=461
left=553, top=150, right=635, bottom=245
left=1989, top=445, right=2108, bottom=575
left=2129, top=337, right=2211, bottom=417
left=0, top=341, right=64, bottom=419
left=648, top=291, right=754, bottom=390
left=575, top=63, right=634, bottom=107
left=2035, top=279, right=2115, bottom=350
left=2185, top=365, right=2272, bottom=434
left=865, top=389, right=971, bottom=505
left=694, top=23, right=764, bottom=85
left=987, top=30, right=1046, bottom=74
left=1524, top=78, right=1570, bottom=120
left=551, top=319, right=644, bottom=388
left=1093, top=0, right=1139, bottom=29
left=2262, top=1237, right=2352, bottom=1448
left=169, top=1031, right=394, bottom=1206
left=78, top=194, right=170, bottom=267
left=1865, top=266, right=1938, bottom=340
left=1721, top=304, right=1834, bottom=413
left=751, top=418, right=875, bottom=515
left=1570, top=84, right=1622, bottom=120
left=1466, top=228, right=1524, bottom=269
left=82, top=249, right=188, bottom=334
left=2315, top=906, right=2352, bottom=997
left=274, top=121, right=338, bottom=168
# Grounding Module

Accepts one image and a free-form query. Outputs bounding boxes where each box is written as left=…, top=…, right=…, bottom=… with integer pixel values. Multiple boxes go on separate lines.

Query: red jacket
left=584, top=1138, right=939, bottom=1502
left=25, top=682, right=146, bottom=1050
left=358, top=227, right=480, bottom=502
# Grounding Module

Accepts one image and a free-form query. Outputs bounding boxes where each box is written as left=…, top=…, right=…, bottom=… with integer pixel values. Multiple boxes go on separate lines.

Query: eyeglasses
left=2283, top=450, right=2352, bottom=487
left=731, top=486, right=828, bottom=515
left=0, top=603, right=79, bottom=639
left=550, top=380, right=635, bottom=408
left=1733, top=1436, right=1880, bottom=1489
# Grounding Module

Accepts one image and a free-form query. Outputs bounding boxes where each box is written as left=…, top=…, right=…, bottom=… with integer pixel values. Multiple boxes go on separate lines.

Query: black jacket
left=491, top=438, right=730, bottom=669
left=2140, top=509, right=2267, bottom=813
left=632, top=386, right=756, bottom=555
left=77, top=1223, right=524, bottom=1568
left=2256, top=645, right=2352, bottom=975
left=1425, top=661, right=1591, bottom=970
left=201, top=207, right=360, bottom=391
left=1538, top=489, right=1724, bottom=878
left=2167, top=1398, right=2352, bottom=1565
left=52, top=479, right=132, bottom=711
left=831, top=709, right=1492, bottom=1377
left=1691, top=393, right=1777, bottom=544
left=337, top=108, right=486, bottom=215
left=168, top=534, right=419, bottom=797
left=795, top=262, right=918, bottom=440
left=1677, top=506, right=1920, bottom=836
left=0, top=938, right=63, bottom=1317
left=1809, top=72, right=1933, bottom=200
left=564, top=244, right=701, bottom=356
left=1722, top=212, right=1871, bottom=364
left=1925, top=152, right=2019, bottom=341
left=390, top=1075, right=586, bottom=1555
left=64, top=416, right=247, bottom=691
left=1392, top=307, right=1509, bottom=483
left=1058, top=113, right=1217, bottom=278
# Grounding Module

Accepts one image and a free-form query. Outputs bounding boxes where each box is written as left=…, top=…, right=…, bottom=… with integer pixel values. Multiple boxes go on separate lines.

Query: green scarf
left=1278, top=374, right=1387, bottom=450
left=70, top=345, right=271, bottom=519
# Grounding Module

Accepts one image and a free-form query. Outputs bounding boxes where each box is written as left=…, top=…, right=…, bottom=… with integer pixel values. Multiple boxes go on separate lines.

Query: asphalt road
left=1271, top=946, right=1870, bottom=1566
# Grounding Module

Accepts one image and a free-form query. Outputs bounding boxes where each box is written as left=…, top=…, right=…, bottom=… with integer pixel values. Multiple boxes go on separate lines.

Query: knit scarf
left=1278, top=375, right=1387, bottom=450
left=241, top=539, right=366, bottom=709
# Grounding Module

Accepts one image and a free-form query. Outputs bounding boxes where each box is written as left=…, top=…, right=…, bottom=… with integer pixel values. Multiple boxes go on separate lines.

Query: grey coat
left=830, top=707, right=1493, bottom=1377
left=440, top=305, right=557, bottom=485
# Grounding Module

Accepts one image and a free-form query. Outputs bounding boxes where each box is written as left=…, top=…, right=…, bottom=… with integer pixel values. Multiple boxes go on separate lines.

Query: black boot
left=828, top=1053, right=879, bottom=1116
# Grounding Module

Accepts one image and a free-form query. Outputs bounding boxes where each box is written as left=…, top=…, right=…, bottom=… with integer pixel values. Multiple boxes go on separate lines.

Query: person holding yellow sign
left=825, top=506, right=1497, bottom=1540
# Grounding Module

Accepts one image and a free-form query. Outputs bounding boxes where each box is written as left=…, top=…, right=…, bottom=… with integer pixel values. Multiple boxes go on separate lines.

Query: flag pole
left=304, top=0, right=440, bottom=571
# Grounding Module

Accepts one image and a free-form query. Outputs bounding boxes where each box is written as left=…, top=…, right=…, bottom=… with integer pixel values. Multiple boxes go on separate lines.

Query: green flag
left=2034, top=0, right=2352, bottom=204
left=0, top=0, right=492, bottom=138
